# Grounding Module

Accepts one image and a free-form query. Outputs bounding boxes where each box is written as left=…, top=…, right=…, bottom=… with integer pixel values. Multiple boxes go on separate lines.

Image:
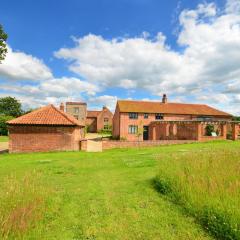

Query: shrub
left=0, top=115, right=14, bottom=135
left=205, top=124, right=215, bottom=136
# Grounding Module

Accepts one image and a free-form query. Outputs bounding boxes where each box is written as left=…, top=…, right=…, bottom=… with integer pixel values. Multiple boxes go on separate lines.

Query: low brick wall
left=80, top=139, right=87, bottom=151
left=102, top=140, right=196, bottom=150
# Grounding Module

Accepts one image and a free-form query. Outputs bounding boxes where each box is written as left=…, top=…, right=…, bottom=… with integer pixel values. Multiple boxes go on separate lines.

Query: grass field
left=0, top=141, right=239, bottom=239
left=0, top=136, right=8, bottom=142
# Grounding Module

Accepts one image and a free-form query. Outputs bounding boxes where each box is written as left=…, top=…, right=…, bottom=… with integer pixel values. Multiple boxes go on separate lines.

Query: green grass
left=154, top=141, right=240, bottom=240
left=0, top=136, right=8, bottom=142
left=0, top=141, right=239, bottom=239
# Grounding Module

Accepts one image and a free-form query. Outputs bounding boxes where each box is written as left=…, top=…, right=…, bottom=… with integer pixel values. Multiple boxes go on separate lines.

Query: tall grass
left=154, top=146, right=240, bottom=240
left=0, top=171, right=49, bottom=239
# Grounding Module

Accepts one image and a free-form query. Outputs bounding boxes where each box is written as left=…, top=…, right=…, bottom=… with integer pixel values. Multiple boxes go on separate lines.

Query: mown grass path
left=0, top=142, right=232, bottom=239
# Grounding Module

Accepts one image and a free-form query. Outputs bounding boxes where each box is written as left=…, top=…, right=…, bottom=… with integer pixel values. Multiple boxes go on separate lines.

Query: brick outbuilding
left=7, top=105, right=85, bottom=153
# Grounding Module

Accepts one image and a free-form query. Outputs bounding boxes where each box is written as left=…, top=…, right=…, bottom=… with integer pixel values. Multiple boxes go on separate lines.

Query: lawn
left=0, top=136, right=8, bottom=142
left=0, top=141, right=239, bottom=239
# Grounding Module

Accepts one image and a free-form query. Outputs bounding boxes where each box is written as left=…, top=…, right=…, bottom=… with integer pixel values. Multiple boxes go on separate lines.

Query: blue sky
left=0, top=0, right=240, bottom=114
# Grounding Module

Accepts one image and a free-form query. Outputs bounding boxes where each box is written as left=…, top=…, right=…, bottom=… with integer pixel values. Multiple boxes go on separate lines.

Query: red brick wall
left=8, top=125, right=83, bottom=153
left=113, top=105, right=120, bottom=138
left=113, top=111, right=232, bottom=141
left=97, top=108, right=113, bottom=131
left=118, top=113, right=192, bottom=141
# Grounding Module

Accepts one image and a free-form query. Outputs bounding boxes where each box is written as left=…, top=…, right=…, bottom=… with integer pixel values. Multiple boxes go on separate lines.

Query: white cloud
left=88, top=95, right=118, bottom=111
left=1, top=0, right=240, bottom=115
left=53, top=0, right=240, bottom=115
left=54, top=0, right=240, bottom=99
left=0, top=46, right=53, bottom=81
left=0, top=77, right=100, bottom=109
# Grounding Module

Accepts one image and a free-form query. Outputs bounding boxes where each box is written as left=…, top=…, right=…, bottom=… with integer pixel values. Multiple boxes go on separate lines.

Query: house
left=112, top=94, right=232, bottom=141
left=86, top=106, right=113, bottom=132
left=65, top=102, right=87, bottom=122
left=7, top=104, right=85, bottom=153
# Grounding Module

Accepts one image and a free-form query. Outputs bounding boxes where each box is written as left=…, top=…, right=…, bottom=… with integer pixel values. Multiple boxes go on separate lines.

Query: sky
left=0, top=0, right=240, bottom=114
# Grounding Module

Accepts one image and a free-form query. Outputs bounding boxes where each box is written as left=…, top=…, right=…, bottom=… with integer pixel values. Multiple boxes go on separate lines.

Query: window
left=129, top=113, right=138, bottom=119
left=104, top=124, right=109, bottom=130
left=197, top=116, right=212, bottom=121
left=144, top=113, right=148, bottom=119
left=128, top=125, right=138, bottom=134
left=155, top=113, right=163, bottom=120
left=74, top=115, right=79, bottom=120
left=104, top=118, right=109, bottom=122
left=74, top=107, right=79, bottom=114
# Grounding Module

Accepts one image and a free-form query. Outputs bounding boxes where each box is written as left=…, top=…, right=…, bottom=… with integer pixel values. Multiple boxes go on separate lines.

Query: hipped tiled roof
left=7, top=105, right=85, bottom=126
left=117, top=100, right=231, bottom=117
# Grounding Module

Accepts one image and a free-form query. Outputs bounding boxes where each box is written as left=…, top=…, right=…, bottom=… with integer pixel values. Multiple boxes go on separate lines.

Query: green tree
left=0, top=115, right=14, bottom=135
left=0, top=96, right=23, bottom=117
left=0, top=24, right=8, bottom=63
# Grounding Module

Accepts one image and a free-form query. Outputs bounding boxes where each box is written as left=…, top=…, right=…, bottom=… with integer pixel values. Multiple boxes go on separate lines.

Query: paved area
left=85, top=133, right=111, bottom=140
left=0, top=142, right=9, bottom=153
left=86, top=140, right=102, bottom=152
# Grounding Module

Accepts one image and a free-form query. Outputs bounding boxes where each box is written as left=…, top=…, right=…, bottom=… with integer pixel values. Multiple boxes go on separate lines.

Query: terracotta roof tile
left=117, top=100, right=232, bottom=117
left=87, top=110, right=101, bottom=118
left=7, top=105, right=85, bottom=126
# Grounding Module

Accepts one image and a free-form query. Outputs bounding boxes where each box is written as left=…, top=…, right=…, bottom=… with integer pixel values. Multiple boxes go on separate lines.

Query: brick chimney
left=60, top=102, right=65, bottom=112
left=102, top=106, right=107, bottom=111
left=162, top=94, right=167, bottom=104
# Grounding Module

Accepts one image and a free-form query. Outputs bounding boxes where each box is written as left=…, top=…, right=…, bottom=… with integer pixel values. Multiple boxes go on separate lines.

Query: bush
left=205, top=124, right=215, bottom=136
left=0, top=115, right=14, bottom=135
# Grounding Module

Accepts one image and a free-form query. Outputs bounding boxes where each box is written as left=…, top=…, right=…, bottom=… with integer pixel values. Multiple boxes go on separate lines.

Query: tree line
left=0, top=96, right=25, bottom=135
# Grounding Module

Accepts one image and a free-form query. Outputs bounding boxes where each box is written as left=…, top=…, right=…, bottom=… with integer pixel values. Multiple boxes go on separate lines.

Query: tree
left=0, top=24, right=8, bottom=63
left=0, top=115, right=14, bottom=135
left=0, top=96, right=23, bottom=117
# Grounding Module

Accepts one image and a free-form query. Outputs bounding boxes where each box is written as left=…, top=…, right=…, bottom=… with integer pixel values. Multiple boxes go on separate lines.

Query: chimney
left=102, top=106, right=107, bottom=110
left=60, top=102, right=65, bottom=111
left=162, top=94, right=167, bottom=104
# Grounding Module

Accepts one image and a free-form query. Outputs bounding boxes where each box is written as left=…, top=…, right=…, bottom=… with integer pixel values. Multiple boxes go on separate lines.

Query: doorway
left=143, top=126, right=149, bottom=140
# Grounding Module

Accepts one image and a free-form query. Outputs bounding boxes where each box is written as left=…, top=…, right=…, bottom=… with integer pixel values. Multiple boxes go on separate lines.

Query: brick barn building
left=112, top=94, right=232, bottom=141
left=7, top=105, right=85, bottom=153
left=86, top=106, right=113, bottom=132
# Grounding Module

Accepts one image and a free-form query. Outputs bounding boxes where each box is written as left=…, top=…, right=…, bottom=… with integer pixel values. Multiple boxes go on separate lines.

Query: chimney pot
left=60, top=102, right=65, bottom=111
left=162, top=94, right=167, bottom=104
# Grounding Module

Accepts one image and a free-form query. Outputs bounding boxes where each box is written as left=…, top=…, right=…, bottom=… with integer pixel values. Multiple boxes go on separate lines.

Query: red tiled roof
left=7, top=105, right=85, bottom=126
left=87, top=110, right=101, bottom=118
left=117, top=100, right=232, bottom=117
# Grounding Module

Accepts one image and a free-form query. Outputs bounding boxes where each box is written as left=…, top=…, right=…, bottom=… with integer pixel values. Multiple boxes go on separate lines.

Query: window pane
left=129, top=113, right=138, bottom=119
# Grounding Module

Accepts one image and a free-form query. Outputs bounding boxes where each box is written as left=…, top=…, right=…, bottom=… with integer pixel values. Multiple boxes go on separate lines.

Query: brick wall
left=102, top=139, right=196, bottom=150
left=113, top=111, right=232, bottom=141
left=8, top=125, right=83, bottom=153
left=97, top=107, right=113, bottom=131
